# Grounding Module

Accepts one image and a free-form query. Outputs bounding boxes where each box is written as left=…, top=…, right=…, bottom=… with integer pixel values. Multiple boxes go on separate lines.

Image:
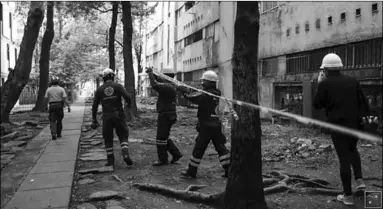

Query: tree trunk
left=122, top=1, right=138, bottom=122
left=224, top=2, right=267, bottom=209
left=56, top=1, right=63, bottom=39
left=134, top=44, right=142, bottom=95
left=109, top=2, right=118, bottom=71
left=0, top=2, right=45, bottom=123
left=33, top=2, right=54, bottom=111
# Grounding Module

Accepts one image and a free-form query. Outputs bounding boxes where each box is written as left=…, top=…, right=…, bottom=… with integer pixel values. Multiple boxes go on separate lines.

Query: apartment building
left=142, top=1, right=236, bottom=105
left=0, top=2, right=24, bottom=87
left=258, top=2, right=382, bottom=122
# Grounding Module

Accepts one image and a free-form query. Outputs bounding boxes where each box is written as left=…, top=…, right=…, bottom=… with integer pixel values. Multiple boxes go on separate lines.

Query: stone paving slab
left=44, top=139, right=79, bottom=153
left=29, top=161, right=76, bottom=174
left=63, top=122, right=83, bottom=130
left=39, top=150, right=78, bottom=163
left=18, top=171, right=73, bottom=191
left=4, top=187, right=71, bottom=209
left=61, top=129, right=82, bottom=136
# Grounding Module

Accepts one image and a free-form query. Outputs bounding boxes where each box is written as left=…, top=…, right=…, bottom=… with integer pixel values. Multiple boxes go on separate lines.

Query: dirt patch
left=70, top=101, right=382, bottom=209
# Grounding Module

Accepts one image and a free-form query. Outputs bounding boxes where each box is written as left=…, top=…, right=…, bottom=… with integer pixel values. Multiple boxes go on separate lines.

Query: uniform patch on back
left=104, top=86, right=115, bottom=96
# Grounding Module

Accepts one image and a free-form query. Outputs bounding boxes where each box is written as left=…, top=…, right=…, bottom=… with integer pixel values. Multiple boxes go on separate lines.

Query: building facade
left=143, top=1, right=382, bottom=121
left=258, top=1, right=382, bottom=121
left=0, top=2, right=24, bottom=87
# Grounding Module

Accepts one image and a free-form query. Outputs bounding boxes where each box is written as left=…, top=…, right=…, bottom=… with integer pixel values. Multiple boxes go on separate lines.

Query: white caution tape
left=153, top=71, right=382, bottom=143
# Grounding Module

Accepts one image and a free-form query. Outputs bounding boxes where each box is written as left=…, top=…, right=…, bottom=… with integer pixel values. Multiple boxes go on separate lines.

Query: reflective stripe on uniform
left=121, top=142, right=129, bottom=146
left=191, top=156, right=201, bottom=163
left=121, top=142, right=129, bottom=149
left=156, top=140, right=167, bottom=146
left=106, top=147, right=113, bottom=151
left=106, top=151, right=114, bottom=155
left=189, top=160, right=199, bottom=167
left=219, top=153, right=230, bottom=161
left=220, top=159, right=230, bottom=166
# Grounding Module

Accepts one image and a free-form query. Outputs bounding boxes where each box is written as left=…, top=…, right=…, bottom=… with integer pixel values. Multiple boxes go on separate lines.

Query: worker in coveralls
left=314, top=53, right=370, bottom=205
left=91, top=68, right=133, bottom=167
left=45, top=76, right=71, bottom=140
left=177, top=70, right=230, bottom=178
left=145, top=67, right=183, bottom=166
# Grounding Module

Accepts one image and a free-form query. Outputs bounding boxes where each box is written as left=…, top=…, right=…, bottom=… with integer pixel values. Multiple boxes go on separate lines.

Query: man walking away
left=314, top=53, right=369, bottom=205
left=177, top=70, right=230, bottom=179
left=91, top=68, right=133, bottom=167
left=45, top=77, right=71, bottom=140
left=145, top=67, right=183, bottom=166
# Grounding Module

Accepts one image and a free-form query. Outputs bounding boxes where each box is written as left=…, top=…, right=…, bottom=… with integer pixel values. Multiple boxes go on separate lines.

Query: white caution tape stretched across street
left=152, top=71, right=382, bottom=144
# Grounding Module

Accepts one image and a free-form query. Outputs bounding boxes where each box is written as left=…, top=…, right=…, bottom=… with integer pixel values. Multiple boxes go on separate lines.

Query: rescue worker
left=44, top=77, right=71, bottom=140
left=313, top=53, right=369, bottom=205
left=177, top=70, right=230, bottom=178
left=91, top=68, right=133, bottom=167
left=145, top=67, right=183, bottom=166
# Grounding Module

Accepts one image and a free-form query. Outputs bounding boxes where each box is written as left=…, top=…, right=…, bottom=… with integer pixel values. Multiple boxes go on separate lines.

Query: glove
left=318, top=70, right=326, bottom=83
left=91, top=120, right=100, bottom=129
left=177, top=85, right=189, bottom=93
left=145, top=67, right=153, bottom=73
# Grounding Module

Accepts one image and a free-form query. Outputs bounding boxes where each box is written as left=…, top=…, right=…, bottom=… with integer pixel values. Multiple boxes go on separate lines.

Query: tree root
left=132, top=171, right=345, bottom=205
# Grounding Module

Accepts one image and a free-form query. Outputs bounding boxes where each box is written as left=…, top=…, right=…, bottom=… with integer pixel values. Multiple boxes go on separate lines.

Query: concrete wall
left=259, top=1, right=383, bottom=58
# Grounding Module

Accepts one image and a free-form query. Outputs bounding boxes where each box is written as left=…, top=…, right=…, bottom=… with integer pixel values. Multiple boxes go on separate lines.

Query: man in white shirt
left=45, top=77, right=71, bottom=140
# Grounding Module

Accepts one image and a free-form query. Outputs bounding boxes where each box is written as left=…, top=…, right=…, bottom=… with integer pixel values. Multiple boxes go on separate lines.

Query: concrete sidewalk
left=4, top=98, right=85, bottom=209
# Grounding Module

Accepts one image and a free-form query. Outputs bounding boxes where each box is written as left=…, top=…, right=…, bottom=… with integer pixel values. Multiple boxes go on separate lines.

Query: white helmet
left=200, top=70, right=219, bottom=82
left=102, top=68, right=115, bottom=78
left=320, top=53, right=343, bottom=69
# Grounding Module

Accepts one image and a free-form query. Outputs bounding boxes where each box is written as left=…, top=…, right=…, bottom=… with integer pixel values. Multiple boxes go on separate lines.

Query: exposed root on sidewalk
left=132, top=171, right=347, bottom=205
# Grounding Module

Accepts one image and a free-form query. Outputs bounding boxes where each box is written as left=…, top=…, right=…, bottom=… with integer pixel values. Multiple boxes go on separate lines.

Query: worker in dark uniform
left=91, top=68, right=133, bottom=167
left=177, top=70, right=230, bottom=178
left=145, top=67, right=183, bottom=166
left=313, top=53, right=370, bottom=205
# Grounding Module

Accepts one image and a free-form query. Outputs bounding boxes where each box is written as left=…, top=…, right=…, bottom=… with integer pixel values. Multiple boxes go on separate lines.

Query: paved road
left=4, top=98, right=85, bottom=209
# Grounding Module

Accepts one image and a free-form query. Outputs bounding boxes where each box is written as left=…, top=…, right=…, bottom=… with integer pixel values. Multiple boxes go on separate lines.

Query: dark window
left=372, top=3, right=378, bottom=12
left=295, top=24, right=300, bottom=34
left=328, top=16, right=332, bottom=25
left=261, top=57, right=279, bottom=76
left=184, top=29, right=203, bottom=47
left=0, top=2, right=3, bottom=21
left=286, top=28, right=290, bottom=36
left=185, top=1, right=195, bottom=11
left=315, top=18, right=320, bottom=29
left=9, top=12, right=12, bottom=28
left=356, top=8, right=361, bottom=16
left=305, top=22, right=309, bottom=32
left=340, top=12, right=346, bottom=21
left=14, top=48, right=17, bottom=61
left=1, top=78, right=5, bottom=86
left=286, top=53, right=309, bottom=74
left=7, top=44, right=10, bottom=60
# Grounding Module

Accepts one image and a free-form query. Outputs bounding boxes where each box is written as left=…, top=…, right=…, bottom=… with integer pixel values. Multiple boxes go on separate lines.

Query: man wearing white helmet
left=177, top=70, right=230, bottom=179
left=45, top=76, right=71, bottom=140
left=313, top=53, right=370, bottom=205
left=145, top=67, right=183, bottom=166
left=91, top=68, right=133, bottom=167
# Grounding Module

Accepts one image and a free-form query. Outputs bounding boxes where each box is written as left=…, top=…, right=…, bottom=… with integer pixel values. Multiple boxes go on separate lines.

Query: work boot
left=180, top=169, right=197, bottom=179
left=121, top=148, right=133, bottom=166
left=356, top=178, right=366, bottom=190
left=170, top=154, right=183, bottom=164
left=337, top=194, right=354, bottom=205
left=152, top=160, right=169, bottom=166
left=52, top=134, right=57, bottom=140
left=57, top=134, right=62, bottom=138
left=167, top=139, right=183, bottom=164
left=105, top=154, right=115, bottom=167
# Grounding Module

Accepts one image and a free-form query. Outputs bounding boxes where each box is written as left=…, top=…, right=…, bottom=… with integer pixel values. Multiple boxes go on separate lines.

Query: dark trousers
left=156, top=113, right=182, bottom=162
left=102, top=111, right=130, bottom=161
left=331, top=120, right=363, bottom=195
left=188, top=118, right=230, bottom=174
left=49, top=103, right=64, bottom=136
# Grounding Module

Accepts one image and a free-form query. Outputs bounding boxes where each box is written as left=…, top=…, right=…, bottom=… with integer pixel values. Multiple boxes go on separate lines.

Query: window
left=340, top=12, right=346, bottom=21
left=205, top=22, right=214, bottom=38
left=167, top=25, right=170, bottom=64
left=305, top=22, right=309, bottom=32
left=7, top=44, right=10, bottom=60
left=1, top=78, right=4, bottom=86
left=184, top=29, right=203, bottom=47
left=328, top=16, right=332, bottom=25
left=9, top=12, right=12, bottom=28
left=315, top=18, right=321, bottom=29
left=356, top=8, right=361, bottom=17
left=372, top=3, right=378, bottom=13
left=295, top=24, right=300, bottom=34
left=185, top=1, right=195, bottom=11
left=262, top=1, right=279, bottom=13
left=286, top=53, right=309, bottom=74
left=261, top=57, right=279, bottom=76
left=286, top=28, right=290, bottom=36
left=15, top=48, right=17, bottom=61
